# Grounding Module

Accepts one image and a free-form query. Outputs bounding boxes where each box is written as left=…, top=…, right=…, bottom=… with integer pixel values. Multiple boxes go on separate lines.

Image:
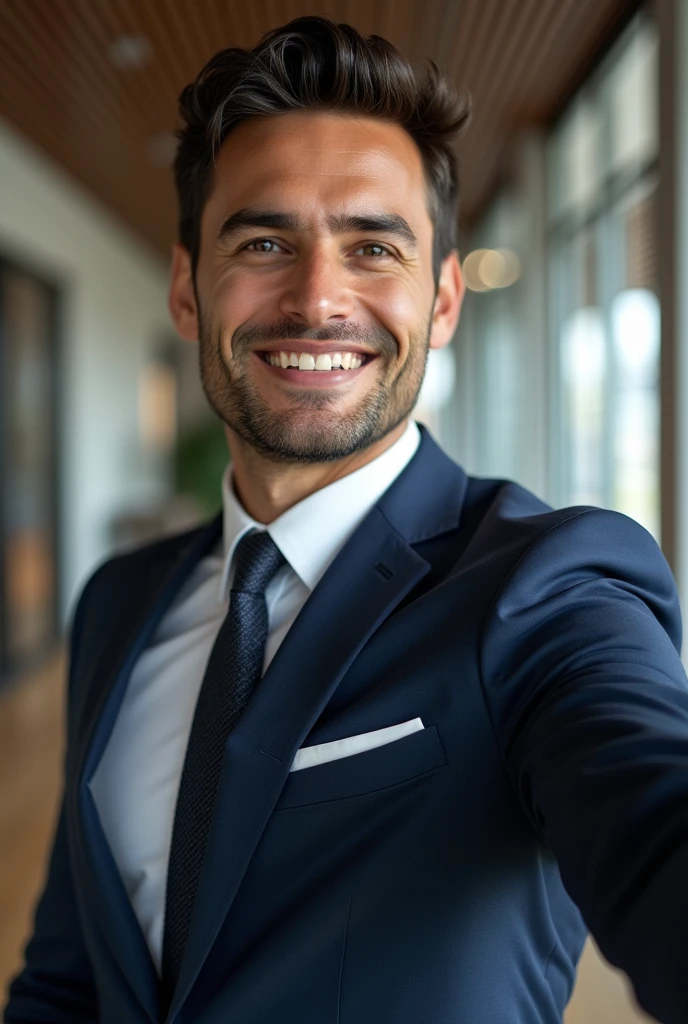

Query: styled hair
left=174, top=16, right=471, bottom=282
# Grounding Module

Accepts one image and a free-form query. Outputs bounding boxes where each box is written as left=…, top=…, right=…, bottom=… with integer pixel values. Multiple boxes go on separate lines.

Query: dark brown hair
left=174, top=16, right=471, bottom=283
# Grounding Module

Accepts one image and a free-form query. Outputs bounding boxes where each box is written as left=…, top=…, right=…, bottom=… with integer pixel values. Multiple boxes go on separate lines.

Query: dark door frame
left=0, top=252, right=62, bottom=687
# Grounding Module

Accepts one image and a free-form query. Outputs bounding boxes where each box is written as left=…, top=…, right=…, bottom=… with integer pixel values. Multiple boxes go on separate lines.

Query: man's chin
left=237, top=412, right=383, bottom=464
left=244, top=434, right=370, bottom=465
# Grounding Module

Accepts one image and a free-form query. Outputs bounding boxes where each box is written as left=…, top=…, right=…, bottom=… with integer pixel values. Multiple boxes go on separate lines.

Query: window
left=548, top=15, right=659, bottom=537
left=454, top=189, right=534, bottom=489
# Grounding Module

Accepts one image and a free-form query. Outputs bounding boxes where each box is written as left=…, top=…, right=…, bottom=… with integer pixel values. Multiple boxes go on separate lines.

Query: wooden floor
left=0, top=651, right=654, bottom=1021
left=0, top=649, right=65, bottom=1001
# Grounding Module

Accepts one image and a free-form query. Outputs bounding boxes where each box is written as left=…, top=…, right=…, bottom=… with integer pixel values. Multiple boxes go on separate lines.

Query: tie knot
left=231, top=529, right=286, bottom=595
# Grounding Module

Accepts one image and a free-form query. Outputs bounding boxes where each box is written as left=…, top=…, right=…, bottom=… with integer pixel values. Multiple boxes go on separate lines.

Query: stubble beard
left=197, top=311, right=432, bottom=463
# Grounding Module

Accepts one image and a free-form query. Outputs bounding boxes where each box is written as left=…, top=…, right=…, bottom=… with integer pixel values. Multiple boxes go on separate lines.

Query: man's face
left=171, top=111, right=462, bottom=462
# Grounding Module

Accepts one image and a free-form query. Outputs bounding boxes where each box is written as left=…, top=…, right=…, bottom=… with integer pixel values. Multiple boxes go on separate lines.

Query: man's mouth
left=257, top=350, right=373, bottom=372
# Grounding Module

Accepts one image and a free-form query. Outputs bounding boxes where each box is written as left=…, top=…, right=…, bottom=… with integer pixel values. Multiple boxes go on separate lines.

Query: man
left=5, top=15, right=688, bottom=1024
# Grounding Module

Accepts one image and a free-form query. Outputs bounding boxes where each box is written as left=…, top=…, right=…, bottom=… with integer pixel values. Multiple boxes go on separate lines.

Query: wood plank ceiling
left=0, top=0, right=639, bottom=260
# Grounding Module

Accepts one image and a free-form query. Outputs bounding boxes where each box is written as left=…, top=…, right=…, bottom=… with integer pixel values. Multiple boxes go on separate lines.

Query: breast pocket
left=276, top=725, right=446, bottom=809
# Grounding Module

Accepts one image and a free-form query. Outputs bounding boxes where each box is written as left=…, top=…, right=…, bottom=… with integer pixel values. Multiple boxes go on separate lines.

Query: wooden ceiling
left=0, top=0, right=640, bottom=260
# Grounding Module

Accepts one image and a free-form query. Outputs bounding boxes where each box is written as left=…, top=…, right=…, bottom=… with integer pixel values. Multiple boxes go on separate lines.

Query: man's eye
left=244, top=239, right=284, bottom=253
left=355, top=243, right=393, bottom=259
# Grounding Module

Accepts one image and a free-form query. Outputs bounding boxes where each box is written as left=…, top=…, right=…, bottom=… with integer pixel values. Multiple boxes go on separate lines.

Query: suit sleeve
left=479, top=508, right=688, bottom=1024
left=3, top=572, right=104, bottom=1023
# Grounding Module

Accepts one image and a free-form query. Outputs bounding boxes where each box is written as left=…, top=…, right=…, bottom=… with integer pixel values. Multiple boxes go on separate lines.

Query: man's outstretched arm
left=481, top=508, right=688, bottom=1024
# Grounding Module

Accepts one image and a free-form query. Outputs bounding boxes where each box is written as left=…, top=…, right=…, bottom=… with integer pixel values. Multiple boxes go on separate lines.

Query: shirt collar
left=218, top=420, right=421, bottom=601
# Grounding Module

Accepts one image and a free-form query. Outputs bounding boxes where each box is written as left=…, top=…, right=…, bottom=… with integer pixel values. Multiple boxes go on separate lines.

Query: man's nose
left=278, top=246, right=354, bottom=326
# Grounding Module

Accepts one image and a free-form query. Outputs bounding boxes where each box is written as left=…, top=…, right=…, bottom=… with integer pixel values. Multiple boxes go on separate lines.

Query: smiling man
left=7, top=16, right=688, bottom=1024
left=176, top=101, right=462, bottom=518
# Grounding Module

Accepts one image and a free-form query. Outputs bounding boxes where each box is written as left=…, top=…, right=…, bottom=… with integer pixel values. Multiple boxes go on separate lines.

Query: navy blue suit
left=6, top=427, right=688, bottom=1023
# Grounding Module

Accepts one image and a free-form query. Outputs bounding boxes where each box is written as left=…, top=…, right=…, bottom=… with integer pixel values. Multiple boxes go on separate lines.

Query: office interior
left=0, top=1, right=683, bottom=1020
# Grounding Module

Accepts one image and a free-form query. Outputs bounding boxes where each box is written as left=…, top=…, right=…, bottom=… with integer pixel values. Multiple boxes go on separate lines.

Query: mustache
left=232, top=319, right=398, bottom=356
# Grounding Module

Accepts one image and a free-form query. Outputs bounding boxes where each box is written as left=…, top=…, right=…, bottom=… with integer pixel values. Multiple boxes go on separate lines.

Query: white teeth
left=265, top=350, right=365, bottom=369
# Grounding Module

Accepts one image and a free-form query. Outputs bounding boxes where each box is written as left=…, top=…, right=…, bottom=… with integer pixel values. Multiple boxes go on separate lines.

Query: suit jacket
left=6, top=427, right=688, bottom=1024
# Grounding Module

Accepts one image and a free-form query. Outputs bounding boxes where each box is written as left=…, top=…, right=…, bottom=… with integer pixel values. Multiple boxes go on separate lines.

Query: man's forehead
left=217, top=110, right=424, bottom=168
left=206, top=112, right=430, bottom=232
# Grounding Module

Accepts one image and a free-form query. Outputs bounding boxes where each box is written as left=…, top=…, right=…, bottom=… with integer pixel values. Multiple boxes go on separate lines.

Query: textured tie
left=161, top=529, right=286, bottom=1008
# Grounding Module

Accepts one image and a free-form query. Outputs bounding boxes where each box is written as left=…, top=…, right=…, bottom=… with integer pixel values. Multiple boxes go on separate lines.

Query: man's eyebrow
left=216, top=208, right=419, bottom=250
left=217, top=209, right=302, bottom=244
left=328, top=213, right=418, bottom=250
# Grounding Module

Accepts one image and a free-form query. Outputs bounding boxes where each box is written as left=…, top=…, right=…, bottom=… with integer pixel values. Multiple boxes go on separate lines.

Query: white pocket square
left=289, top=718, right=424, bottom=772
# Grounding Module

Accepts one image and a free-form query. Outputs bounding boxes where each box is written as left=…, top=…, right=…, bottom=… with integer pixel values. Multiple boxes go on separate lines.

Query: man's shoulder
left=70, top=517, right=218, bottom=635
left=457, top=469, right=671, bottom=596
left=465, top=477, right=676, bottom=633
left=460, top=470, right=586, bottom=550
left=103, top=518, right=213, bottom=576
left=469, top=470, right=658, bottom=558
left=64, top=517, right=220, bottom=712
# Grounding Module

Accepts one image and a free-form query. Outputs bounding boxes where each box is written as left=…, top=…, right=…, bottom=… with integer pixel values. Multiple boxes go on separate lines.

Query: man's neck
left=225, top=420, right=409, bottom=524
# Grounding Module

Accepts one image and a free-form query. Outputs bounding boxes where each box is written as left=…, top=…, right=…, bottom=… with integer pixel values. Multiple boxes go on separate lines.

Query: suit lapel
left=169, top=429, right=467, bottom=1019
left=69, top=514, right=223, bottom=1022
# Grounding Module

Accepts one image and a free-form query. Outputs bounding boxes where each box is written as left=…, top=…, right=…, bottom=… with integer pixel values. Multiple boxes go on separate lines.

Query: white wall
left=0, top=117, right=174, bottom=623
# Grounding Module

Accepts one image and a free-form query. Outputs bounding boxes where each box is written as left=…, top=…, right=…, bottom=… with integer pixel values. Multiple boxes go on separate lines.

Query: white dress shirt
left=90, top=420, right=420, bottom=972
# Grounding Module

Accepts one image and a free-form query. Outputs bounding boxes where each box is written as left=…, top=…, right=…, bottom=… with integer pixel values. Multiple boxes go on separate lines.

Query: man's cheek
left=226, top=271, right=284, bottom=310
left=368, top=286, right=421, bottom=338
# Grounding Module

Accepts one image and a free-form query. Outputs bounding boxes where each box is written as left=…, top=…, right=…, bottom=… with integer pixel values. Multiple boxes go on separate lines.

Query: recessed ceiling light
left=108, top=35, right=152, bottom=71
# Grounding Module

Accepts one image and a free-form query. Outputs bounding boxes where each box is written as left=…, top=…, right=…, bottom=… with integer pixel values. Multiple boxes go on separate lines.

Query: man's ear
left=169, top=242, right=199, bottom=343
left=428, top=251, right=465, bottom=351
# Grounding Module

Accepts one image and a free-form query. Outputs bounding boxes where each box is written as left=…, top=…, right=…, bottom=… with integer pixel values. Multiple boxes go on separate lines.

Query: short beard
left=198, top=314, right=431, bottom=463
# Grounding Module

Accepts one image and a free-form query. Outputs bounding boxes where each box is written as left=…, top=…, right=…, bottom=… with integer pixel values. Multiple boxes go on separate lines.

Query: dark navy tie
left=161, top=529, right=286, bottom=1008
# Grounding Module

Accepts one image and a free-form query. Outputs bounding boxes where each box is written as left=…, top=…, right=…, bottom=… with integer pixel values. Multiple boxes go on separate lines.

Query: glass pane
left=559, top=229, right=608, bottom=506
left=609, top=188, right=660, bottom=538
left=550, top=98, right=603, bottom=220
left=2, top=268, right=57, bottom=669
left=462, top=190, right=531, bottom=485
left=475, top=287, right=522, bottom=477
left=607, top=21, right=658, bottom=174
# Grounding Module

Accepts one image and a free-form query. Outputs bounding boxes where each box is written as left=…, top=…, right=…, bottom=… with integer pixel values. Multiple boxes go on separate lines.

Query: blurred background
left=0, top=0, right=681, bottom=1019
